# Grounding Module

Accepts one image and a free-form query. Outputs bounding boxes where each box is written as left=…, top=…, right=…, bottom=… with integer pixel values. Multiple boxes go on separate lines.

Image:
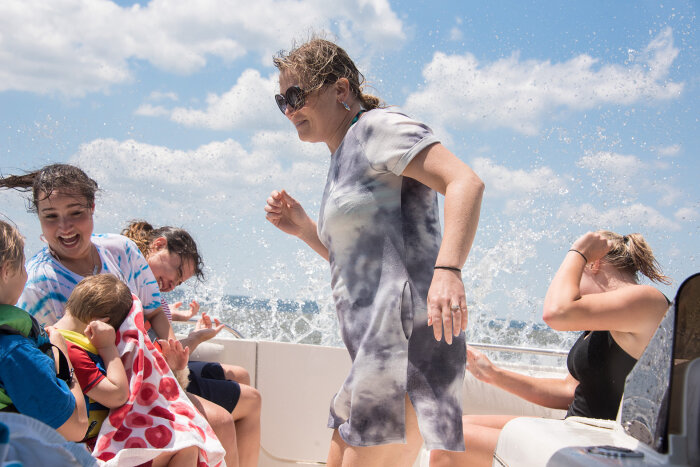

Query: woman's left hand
left=426, top=269, right=467, bottom=344
left=570, top=231, right=615, bottom=264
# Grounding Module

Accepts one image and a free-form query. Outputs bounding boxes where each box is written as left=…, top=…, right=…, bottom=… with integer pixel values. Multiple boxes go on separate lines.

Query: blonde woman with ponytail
left=431, top=230, right=671, bottom=467
left=266, top=37, right=485, bottom=466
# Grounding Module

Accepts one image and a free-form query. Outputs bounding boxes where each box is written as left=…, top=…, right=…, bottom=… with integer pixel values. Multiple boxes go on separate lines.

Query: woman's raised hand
left=264, top=190, right=311, bottom=237
left=426, top=268, right=467, bottom=345
left=571, top=231, right=614, bottom=264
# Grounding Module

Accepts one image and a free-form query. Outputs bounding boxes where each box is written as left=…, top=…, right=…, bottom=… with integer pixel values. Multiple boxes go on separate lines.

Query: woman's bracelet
left=568, top=249, right=588, bottom=264
left=434, top=265, right=462, bottom=273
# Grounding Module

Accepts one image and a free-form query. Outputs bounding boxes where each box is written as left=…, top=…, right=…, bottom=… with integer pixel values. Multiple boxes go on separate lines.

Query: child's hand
left=85, top=319, right=116, bottom=350
left=190, top=312, right=225, bottom=343
left=158, top=338, right=190, bottom=371
left=170, top=300, right=200, bottom=322
left=46, top=326, right=69, bottom=354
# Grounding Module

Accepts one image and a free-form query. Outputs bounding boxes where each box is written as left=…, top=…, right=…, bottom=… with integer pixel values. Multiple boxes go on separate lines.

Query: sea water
left=167, top=262, right=579, bottom=368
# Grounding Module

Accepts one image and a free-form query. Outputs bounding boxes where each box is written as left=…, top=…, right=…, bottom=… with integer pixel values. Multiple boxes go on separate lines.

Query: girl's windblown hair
left=0, top=164, right=98, bottom=212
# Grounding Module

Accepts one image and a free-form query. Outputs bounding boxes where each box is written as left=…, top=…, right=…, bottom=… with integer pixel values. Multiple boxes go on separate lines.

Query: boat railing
left=182, top=318, right=569, bottom=356
left=469, top=342, right=568, bottom=357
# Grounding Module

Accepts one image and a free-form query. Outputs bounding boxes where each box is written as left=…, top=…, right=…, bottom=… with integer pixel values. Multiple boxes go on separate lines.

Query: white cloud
left=68, top=132, right=329, bottom=227
left=70, top=132, right=326, bottom=200
left=471, top=157, right=567, bottom=198
left=656, top=183, right=683, bottom=207
left=134, top=104, right=170, bottom=117
left=148, top=91, right=179, bottom=102
left=655, top=144, right=681, bottom=157
left=404, top=28, right=683, bottom=135
left=566, top=203, right=680, bottom=231
left=674, top=207, right=698, bottom=222
left=0, top=0, right=405, bottom=97
left=165, top=69, right=281, bottom=131
left=576, top=151, right=646, bottom=175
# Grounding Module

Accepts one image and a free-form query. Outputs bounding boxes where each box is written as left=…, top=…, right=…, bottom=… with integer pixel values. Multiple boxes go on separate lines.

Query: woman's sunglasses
left=275, top=86, right=306, bottom=114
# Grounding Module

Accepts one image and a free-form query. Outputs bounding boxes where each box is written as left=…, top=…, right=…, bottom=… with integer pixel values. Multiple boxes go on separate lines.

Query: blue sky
left=1, top=0, right=698, bottom=330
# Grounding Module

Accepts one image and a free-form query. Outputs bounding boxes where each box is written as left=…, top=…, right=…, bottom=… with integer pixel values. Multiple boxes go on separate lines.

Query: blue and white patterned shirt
left=18, top=233, right=161, bottom=326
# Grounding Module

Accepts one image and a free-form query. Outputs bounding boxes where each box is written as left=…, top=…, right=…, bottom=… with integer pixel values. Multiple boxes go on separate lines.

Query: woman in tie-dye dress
left=265, top=38, right=485, bottom=467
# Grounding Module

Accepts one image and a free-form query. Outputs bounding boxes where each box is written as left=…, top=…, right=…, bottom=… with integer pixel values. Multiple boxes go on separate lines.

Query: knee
left=429, top=450, right=453, bottom=467
left=209, top=403, right=237, bottom=431
left=246, top=386, right=262, bottom=412
left=237, top=368, right=251, bottom=386
left=224, top=364, right=250, bottom=386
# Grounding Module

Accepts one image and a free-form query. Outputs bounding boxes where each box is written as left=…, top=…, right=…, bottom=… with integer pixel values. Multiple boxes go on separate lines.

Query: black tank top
left=566, top=330, right=637, bottom=420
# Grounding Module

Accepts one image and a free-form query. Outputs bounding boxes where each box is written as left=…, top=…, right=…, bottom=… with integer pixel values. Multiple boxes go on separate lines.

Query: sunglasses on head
left=275, top=85, right=306, bottom=114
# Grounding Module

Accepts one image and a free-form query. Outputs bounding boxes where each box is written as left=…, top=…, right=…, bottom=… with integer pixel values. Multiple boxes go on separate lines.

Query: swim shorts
left=186, top=361, right=241, bottom=412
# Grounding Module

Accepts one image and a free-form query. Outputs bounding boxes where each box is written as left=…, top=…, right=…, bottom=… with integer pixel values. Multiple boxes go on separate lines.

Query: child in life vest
left=0, top=219, right=89, bottom=441
left=56, top=274, right=199, bottom=466
left=54, top=274, right=199, bottom=465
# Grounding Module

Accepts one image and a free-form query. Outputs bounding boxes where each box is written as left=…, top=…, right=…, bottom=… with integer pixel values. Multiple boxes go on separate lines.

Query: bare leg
left=188, top=391, right=239, bottom=467
left=327, top=394, right=423, bottom=467
left=221, top=364, right=251, bottom=386
left=231, top=384, right=262, bottom=467
left=430, top=414, right=518, bottom=467
left=151, top=446, right=199, bottom=467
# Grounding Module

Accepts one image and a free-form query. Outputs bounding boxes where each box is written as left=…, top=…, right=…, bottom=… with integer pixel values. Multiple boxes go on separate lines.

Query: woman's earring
left=341, top=101, right=351, bottom=111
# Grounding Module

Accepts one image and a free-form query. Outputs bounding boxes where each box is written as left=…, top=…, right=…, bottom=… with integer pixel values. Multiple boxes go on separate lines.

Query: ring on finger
left=450, top=304, right=460, bottom=311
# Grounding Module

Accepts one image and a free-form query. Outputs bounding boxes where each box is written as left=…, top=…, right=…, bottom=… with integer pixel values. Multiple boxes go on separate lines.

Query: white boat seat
left=493, top=273, right=700, bottom=467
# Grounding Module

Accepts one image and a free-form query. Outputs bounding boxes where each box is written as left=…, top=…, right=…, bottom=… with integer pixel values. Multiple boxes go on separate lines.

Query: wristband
left=568, top=249, right=588, bottom=264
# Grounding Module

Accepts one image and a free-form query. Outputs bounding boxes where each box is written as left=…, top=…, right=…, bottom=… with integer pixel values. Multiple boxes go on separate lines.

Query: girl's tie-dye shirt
left=18, top=233, right=161, bottom=326
left=319, top=109, right=466, bottom=451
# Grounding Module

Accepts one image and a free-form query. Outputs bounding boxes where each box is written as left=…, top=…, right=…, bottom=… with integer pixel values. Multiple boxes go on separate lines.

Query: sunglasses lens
left=286, top=86, right=304, bottom=111
left=275, top=94, right=286, bottom=114
left=276, top=86, right=305, bottom=114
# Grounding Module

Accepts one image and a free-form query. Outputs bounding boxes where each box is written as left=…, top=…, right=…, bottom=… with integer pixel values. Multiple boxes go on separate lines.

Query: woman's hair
left=122, top=220, right=204, bottom=281
left=0, top=220, right=25, bottom=272
left=0, top=163, right=98, bottom=212
left=66, top=274, right=132, bottom=329
left=598, top=231, right=670, bottom=285
left=273, top=37, right=384, bottom=110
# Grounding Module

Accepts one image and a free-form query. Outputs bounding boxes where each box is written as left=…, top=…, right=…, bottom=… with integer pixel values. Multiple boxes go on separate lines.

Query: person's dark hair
left=0, top=163, right=98, bottom=212
left=0, top=219, right=25, bottom=273
left=598, top=230, right=671, bottom=285
left=66, top=274, right=133, bottom=330
left=122, top=220, right=204, bottom=281
left=273, top=37, right=384, bottom=110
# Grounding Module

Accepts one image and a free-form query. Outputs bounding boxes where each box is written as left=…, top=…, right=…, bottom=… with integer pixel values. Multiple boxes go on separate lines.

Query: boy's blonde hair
left=0, top=220, right=24, bottom=273
left=66, top=274, right=132, bottom=329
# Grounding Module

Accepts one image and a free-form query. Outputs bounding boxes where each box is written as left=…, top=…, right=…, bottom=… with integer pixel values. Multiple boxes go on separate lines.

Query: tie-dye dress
left=319, top=109, right=466, bottom=451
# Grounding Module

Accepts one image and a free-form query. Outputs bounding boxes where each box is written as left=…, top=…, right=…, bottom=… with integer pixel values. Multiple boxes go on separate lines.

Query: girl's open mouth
left=58, top=234, right=80, bottom=248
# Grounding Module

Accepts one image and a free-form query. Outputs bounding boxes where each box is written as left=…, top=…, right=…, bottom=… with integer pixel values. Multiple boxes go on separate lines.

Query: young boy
left=0, top=220, right=88, bottom=441
left=54, top=274, right=132, bottom=444
left=55, top=274, right=198, bottom=466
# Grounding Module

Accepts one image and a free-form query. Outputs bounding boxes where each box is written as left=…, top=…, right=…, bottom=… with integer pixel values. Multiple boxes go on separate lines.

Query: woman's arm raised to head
left=542, top=232, right=668, bottom=340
